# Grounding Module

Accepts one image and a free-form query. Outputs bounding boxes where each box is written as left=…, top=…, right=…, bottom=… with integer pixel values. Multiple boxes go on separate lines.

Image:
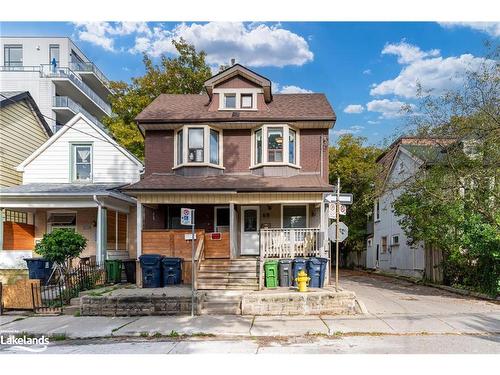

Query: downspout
left=320, top=134, right=324, bottom=179
left=93, top=195, right=103, bottom=265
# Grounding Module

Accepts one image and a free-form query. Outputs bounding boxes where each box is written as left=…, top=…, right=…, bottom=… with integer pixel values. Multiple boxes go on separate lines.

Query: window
left=188, top=128, right=204, bottom=162
left=282, top=205, right=307, bottom=229
left=375, top=199, right=380, bottom=221
left=48, top=213, right=76, bottom=232
left=49, top=44, right=60, bottom=65
left=72, top=145, right=92, bottom=182
left=4, top=45, right=22, bottom=67
left=381, top=236, right=388, bottom=253
left=214, top=206, right=230, bottom=232
left=391, top=235, right=400, bottom=246
left=177, top=129, right=184, bottom=164
left=210, top=129, right=219, bottom=165
left=255, top=129, right=263, bottom=164
left=3, top=210, right=28, bottom=224
left=224, top=94, right=236, bottom=109
left=289, top=129, right=296, bottom=164
left=241, top=94, right=253, bottom=108
left=106, top=210, right=128, bottom=251
left=267, top=127, right=284, bottom=162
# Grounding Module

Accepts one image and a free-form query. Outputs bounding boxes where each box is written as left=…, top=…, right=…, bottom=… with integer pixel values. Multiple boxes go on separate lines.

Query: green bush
left=35, top=229, right=87, bottom=272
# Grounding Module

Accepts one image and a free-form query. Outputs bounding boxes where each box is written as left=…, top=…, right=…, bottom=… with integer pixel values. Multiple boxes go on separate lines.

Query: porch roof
left=0, top=183, right=136, bottom=204
left=122, top=173, right=333, bottom=193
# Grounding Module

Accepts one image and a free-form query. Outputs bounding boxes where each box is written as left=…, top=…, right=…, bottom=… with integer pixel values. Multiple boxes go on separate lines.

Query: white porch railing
left=260, top=228, right=325, bottom=259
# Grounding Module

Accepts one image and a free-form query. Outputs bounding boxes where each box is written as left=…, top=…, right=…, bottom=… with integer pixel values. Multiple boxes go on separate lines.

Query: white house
left=366, top=137, right=452, bottom=279
left=0, top=113, right=143, bottom=277
left=0, top=37, right=112, bottom=133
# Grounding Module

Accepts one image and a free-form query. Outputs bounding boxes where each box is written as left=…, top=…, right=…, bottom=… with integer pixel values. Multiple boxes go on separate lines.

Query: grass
left=73, top=311, right=81, bottom=317
left=86, top=286, right=120, bottom=297
left=50, top=333, right=67, bottom=341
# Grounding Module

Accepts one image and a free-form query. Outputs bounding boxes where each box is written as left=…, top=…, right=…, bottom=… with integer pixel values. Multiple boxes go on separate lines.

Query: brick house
left=125, top=64, right=336, bottom=289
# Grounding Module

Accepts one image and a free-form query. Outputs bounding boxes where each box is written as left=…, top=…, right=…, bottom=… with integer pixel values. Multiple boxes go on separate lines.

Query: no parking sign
left=180, top=208, right=193, bottom=225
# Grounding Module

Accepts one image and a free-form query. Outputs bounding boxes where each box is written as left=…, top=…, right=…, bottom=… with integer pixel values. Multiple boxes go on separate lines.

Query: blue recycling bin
left=24, top=258, right=53, bottom=285
left=292, top=257, right=307, bottom=286
left=161, top=257, right=182, bottom=286
left=139, top=254, right=163, bottom=288
left=307, top=257, right=329, bottom=288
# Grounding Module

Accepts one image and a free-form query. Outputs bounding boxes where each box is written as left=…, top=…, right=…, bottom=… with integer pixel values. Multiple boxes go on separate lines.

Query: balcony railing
left=0, top=65, right=41, bottom=72
left=41, top=65, right=111, bottom=115
left=260, top=228, right=325, bottom=259
left=53, top=96, right=108, bottom=130
left=69, top=61, right=111, bottom=89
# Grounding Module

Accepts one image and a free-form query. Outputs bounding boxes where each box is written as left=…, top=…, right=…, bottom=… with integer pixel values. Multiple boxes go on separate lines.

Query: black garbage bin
left=24, top=258, right=53, bottom=285
left=139, top=254, right=163, bottom=288
left=123, top=259, right=137, bottom=284
left=292, top=257, right=307, bottom=286
left=161, top=257, right=182, bottom=286
left=278, top=259, right=293, bottom=287
left=307, top=257, right=329, bottom=288
left=318, top=257, right=328, bottom=288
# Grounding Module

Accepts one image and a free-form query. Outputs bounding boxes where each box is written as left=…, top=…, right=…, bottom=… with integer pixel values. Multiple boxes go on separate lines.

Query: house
left=366, top=136, right=454, bottom=280
left=124, top=64, right=336, bottom=289
left=0, top=113, right=143, bottom=282
left=0, top=37, right=112, bottom=133
left=0, top=91, right=53, bottom=188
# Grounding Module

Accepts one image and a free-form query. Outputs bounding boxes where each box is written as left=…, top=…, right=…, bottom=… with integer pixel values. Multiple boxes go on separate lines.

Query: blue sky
left=1, top=21, right=497, bottom=146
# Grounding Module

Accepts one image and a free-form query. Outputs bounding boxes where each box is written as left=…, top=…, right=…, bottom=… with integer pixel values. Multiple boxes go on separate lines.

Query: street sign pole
left=335, top=178, right=340, bottom=291
left=191, top=209, right=195, bottom=317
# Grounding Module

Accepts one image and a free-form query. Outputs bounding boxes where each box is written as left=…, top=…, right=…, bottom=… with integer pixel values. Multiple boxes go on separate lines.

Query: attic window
left=224, top=94, right=236, bottom=109
left=241, top=94, right=253, bottom=108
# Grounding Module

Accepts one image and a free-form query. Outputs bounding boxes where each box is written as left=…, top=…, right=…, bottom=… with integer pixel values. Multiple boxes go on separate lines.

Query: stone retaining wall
left=241, top=290, right=359, bottom=315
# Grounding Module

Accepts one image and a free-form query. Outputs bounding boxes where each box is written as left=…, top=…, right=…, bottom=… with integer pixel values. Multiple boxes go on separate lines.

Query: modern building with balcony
left=0, top=37, right=112, bottom=132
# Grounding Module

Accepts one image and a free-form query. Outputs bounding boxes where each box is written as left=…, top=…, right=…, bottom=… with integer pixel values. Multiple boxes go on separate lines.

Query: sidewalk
left=1, top=311, right=499, bottom=339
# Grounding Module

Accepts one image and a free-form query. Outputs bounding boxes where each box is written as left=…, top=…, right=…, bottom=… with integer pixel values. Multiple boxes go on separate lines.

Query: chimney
left=230, top=58, right=236, bottom=66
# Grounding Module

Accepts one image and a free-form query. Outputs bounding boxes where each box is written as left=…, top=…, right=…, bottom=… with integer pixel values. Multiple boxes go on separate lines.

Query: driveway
left=340, top=269, right=499, bottom=315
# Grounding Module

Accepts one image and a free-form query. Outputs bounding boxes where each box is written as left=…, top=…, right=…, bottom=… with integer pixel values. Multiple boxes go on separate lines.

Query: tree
left=329, top=135, right=382, bottom=263
left=393, top=43, right=500, bottom=296
left=103, top=39, right=212, bottom=158
left=35, top=229, right=87, bottom=278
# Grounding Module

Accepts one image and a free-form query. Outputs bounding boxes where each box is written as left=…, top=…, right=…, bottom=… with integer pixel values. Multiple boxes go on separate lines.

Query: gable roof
left=16, top=112, right=143, bottom=172
left=135, top=92, right=336, bottom=125
left=0, top=91, right=53, bottom=137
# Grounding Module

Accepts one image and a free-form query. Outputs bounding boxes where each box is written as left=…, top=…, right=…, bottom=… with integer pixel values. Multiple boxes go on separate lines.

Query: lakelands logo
left=0, top=334, right=49, bottom=352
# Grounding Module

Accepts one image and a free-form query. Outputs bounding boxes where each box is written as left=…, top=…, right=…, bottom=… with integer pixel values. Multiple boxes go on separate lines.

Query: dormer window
left=224, top=94, right=236, bottom=109
left=251, top=125, right=300, bottom=168
left=174, top=125, right=223, bottom=169
left=241, top=94, right=253, bottom=109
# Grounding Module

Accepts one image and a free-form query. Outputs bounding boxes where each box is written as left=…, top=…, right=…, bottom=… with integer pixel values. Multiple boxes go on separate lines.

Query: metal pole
left=191, top=209, right=195, bottom=317
left=335, top=177, right=340, bottom=291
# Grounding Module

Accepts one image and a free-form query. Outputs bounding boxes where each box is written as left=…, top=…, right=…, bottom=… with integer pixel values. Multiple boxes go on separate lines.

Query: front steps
left=197, top=258, right=259, bottom=291
left=197, top=290, right=244, bottom=315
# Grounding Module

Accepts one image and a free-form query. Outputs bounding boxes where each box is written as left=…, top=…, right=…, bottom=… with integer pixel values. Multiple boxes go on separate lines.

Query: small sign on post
left=328, top=222, right=349, bottom=242
left=181, top=208, right=195, bottom=317
left=328, top=203, right=346, bottom=218
left=180, top=208, right=193, bottom=226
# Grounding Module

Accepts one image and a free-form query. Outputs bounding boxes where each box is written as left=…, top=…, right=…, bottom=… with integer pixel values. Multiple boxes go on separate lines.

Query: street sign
left=329, top=203, right=347, bottom=218
left=180, top=208, right=193, bottom=226
left=323, top=192, right=353, bottom=205
left=328, top=222, right=348, bottom=242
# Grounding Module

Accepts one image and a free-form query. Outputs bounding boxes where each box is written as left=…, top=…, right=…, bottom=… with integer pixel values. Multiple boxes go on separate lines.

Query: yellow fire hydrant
left=295, top=269, right=310, bottom=292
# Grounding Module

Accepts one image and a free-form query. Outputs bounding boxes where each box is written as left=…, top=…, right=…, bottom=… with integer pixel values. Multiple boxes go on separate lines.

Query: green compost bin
left=105, top=259, right=123, bottom=283
left=264, top=260, right=279, bottom=288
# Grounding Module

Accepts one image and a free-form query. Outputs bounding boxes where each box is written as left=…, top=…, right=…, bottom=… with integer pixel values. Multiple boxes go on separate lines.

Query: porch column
left=0, top=209, right=3, bottom=251
left=229, top=202, right=235, bottom=259
left=96, top=205, right=107, bottom=265
left=136, top=201, right=142, bottom=259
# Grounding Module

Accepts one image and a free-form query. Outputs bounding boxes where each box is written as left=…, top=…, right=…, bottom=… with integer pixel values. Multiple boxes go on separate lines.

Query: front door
left=240, top=206, right=260, bottom=255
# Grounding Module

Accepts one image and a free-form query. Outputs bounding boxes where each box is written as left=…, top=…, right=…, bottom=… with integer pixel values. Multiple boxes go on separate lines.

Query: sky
left=1, top=21, right=498, bottom=146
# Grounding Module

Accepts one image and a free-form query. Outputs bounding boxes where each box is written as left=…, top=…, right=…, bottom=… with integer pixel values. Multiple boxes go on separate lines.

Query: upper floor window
left=175, top=125, right=223, bottom=168
left=4, top=45, right=22, bottom=67
left=217, top=90, right=257, bottom=110
left=72, top=144, right=92, bottom=182
left=49, top=44, right=60, bottom=65
left=375, top=199, right=380, bottom=221
left=241, top=94, right=253, bottom=109
left=224, top=94, right=236, bottom=109
left=252, top=125, right=300, bottom=167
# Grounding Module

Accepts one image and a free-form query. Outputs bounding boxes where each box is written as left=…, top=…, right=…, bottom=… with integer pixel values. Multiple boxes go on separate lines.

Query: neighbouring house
left=0, top=113, right=143, bottom=283
left=124, top=64, right=336, bottom=289
left=0, top=37, right=112, bottom=133
left=366, top=136, right=454, bottom=281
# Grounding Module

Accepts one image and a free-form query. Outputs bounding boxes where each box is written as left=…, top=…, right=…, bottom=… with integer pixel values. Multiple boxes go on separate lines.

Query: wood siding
left=204, top=232, right=230, bottom=259
left=0, top=100, right=50, bottom=187
left=2, top=222, right=35, bottom=250
left=22, top=116, right=141, bottom=184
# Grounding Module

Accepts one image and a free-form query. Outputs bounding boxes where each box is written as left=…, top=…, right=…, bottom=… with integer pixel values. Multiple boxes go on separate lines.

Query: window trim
left=223, top=93, right=237, bottom=109
left=214, top=206, right=230, bottom=232
left=173, top=125, right=224, bottom=169
left=4, top=44, right=23, bottom=66
left=215, top=88, right=259, bottom=111
left=250, top=124, right=301, bottom=168
left=70, top=143, right=93, bottom=183
left=47, top=210, right=77, bottom=233
left=240, top=93, right=253, bottom=109
left=187, top=127, right=205, bottom=163
left=280, top=204, right=309, bottom=229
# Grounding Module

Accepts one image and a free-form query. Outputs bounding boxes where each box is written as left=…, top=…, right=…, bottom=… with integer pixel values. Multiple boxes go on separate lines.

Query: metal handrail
left=69, top=61, right=111, bottom=88
left=53, top=96, right=108, bottom=130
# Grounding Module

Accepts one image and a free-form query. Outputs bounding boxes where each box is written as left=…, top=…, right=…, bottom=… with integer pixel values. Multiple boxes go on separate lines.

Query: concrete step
left=199, top=303, right=241, bottom=315
left=69, top=297, right=81, bottom=306
left=197, top=282, right=258, bottom=290
left=62, top=305, right=80, bottom=315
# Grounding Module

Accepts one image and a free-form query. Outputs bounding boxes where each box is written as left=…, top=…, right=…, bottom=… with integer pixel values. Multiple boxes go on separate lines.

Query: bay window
left=175, top=125, right=223, bottom=167
left=253, top=125, right=299, bottom=166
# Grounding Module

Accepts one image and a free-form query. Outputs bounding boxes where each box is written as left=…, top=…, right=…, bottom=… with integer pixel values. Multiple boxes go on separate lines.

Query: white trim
left=251, top=124, right=301, bottom=167
left=280, top=203, right=309, bottom=228
left=173, top=125, right=224, bottom=168
left=16, top=113, right=143, bottom=172
left=240, top=205, right=260, bottom=256
left=46, top=210, right=77, bottom=233
left=215, top=88, right=261, bottom=111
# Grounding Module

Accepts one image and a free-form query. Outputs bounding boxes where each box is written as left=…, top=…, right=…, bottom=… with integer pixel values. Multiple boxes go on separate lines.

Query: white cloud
left=363, top=69, right=371, bottom=75
left=367, top=120, right=380, bottom=125
left=439, top=22, right=500, bottom=38
left=343, top=104, right=364, bottom=114
left=366, top=99, right=413, bottom=118
left=371, top=41, right=488, bottom=98
left=332, top=125, right=364, bottom=136
left=272, top=81, right=313, bottom=94
left=131, top=22, right=313, bottom=67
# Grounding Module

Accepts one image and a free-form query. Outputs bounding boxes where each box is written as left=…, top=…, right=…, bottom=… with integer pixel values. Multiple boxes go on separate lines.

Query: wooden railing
left=193, top=235, right=205, bottom=290
left=260, top=228, right=324, bottom=259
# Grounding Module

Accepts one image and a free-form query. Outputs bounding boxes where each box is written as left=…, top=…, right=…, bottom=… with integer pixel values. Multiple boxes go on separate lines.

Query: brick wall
left=144, top=130, right=174, bottom=176
left=223, top=129, right=252, bottom=173
left=300, top=128, right=329, bottom=182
